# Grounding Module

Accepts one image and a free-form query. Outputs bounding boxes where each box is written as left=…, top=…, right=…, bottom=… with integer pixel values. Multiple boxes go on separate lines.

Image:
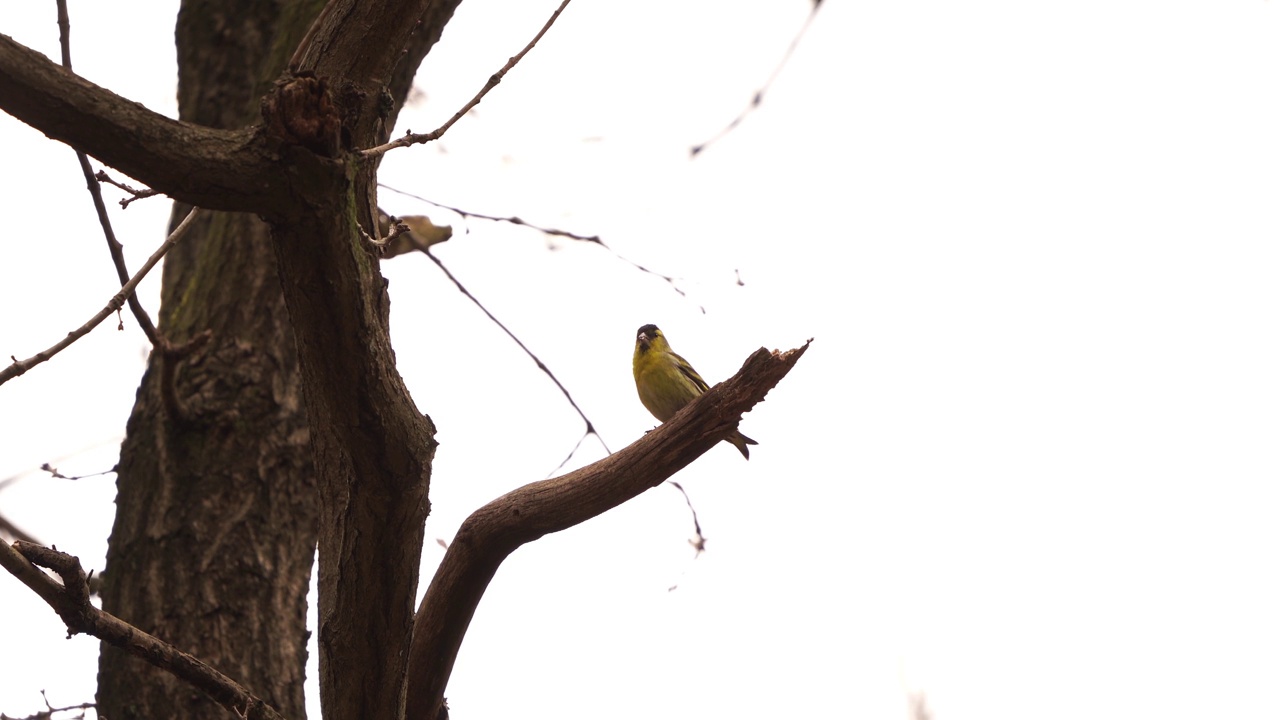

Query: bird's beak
left=637, top=332, right=650, bottom=351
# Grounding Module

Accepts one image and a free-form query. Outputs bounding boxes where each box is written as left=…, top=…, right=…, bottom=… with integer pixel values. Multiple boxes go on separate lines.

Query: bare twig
left=381, top=183, right=605, bottom=245
left=360, top=0, right=573, bottom=159
left=39, top=463, right=116, bottom=481
left=61, top=0, right=204, bottom=426
left=0, top=696, right=95, bottom=720
left=666, top=480, right=706, bottom=556
left=690, top=0, right=824, bottom=157
left=664, top=480, right=707, bottom=592
left=1, top=446, right=115, bottom=548
left=361, top=218, right=412, bottom=253
left=660, top=476, right=711, bottom=589
left=0, top=207, right=200, bottom=387
left=424, top=248, right=611, bottom=458
left=53, top=0, right=71, bottom=65
left=0, top=541, right=285, bottom=720
left=0, top=440, right=122, bottom=493
left=55, top=0, right=162, bottom=346
left=545, top=428, right=591, bottom=479
left=76, top=162, right=163, bottom=338
left=94, top=170, right=161, bottom=208
left=380, top=183, right=701, bottom=309
left=376, top=212, right=453, bottom=259
left=605, top=252, right=700, bottom=313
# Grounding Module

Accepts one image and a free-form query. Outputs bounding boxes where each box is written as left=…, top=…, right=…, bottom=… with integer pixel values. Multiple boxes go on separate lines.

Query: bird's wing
left=672, top=353, right=711, bottom=394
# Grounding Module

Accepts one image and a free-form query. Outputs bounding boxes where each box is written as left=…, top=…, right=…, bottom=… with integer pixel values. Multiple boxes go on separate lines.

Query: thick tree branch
left=269, top=190, right=437, bottom=720
left=290, top=0, right=463, bottom=147
left=252, top=5, right=469, bottom=718
left=0, top=541, right=286, bottom=720
left=0, top=34, right=279, bottom=212
left=404, top=340, right=811, bottom=720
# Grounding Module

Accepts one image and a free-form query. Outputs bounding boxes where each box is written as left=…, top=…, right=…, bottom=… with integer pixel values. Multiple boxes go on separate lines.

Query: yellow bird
left=632, top=323, right=757, bottom=459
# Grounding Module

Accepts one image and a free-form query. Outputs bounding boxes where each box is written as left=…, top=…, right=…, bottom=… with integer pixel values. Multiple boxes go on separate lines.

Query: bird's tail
left=726, top=429, right=758, bottom=460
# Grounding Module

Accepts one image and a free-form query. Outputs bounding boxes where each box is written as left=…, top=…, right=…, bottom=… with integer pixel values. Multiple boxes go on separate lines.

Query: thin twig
left=361, top=219, right=411, bottom=253
left=360, top=0, right=574, bottom=159
left=0, top=208, right=200, bottom=387
left=0, top=541, right=285, bottom=720
left=68, top=0, right=202, bottom=418
left=423, top=248, right=611, bottom=459
left=545, top=429, right=591, bottom=479
left=666, top=480, right=706, bottom=555
left=54, top=0, right=71, bottom=66
left=40, top=463, right=116, bottom=481
left=0, top=698, right=96, bottom=720
left=380, top=183, right=701, bottom=309
left=664, top=479, right=707, bottom=592
left=55, top=0, right=162, bottom=345
left=375, top=212, right=453, bottom=259
left=381, top=183, right=605, bottom=244
left=75, top=162, right=162, bottom=342
left=94, top=170, right=161, bottom=208
left=690, top=0, right=824, bottom=157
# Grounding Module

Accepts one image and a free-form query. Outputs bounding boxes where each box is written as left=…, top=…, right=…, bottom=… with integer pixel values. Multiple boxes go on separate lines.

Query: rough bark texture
left=97, top=4, right=320, bottom=720
left=258, top=4, right=462, bottom=718
left=94, top=3, right=464, bottom=719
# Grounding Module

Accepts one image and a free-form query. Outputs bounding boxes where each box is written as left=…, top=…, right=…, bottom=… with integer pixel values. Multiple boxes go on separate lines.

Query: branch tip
left=360, top=0, right=574, bottom=159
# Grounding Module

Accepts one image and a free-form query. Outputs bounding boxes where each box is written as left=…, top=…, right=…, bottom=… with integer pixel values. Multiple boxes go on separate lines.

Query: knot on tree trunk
left=261, top=72, right=342, bottom=157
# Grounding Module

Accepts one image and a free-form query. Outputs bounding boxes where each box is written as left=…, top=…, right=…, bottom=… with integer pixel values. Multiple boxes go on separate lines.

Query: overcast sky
left=2, top=1, right=1280, bottom=719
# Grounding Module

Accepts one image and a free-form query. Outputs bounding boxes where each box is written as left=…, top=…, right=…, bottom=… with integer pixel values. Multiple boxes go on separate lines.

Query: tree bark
left=94, top=3, right=465, bottom=719
left=97, top=4, right=320, bottom=719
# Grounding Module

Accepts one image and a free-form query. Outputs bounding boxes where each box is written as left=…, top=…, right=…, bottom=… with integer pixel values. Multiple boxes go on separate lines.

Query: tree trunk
left=0, top=4, right=809, bottom=717
left=96, top=3, right=462, bottom=717
left=97, top=4, right=320, bottom=719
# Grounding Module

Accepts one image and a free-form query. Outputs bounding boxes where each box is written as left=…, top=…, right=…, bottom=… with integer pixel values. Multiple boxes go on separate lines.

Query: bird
left=632, top=323, right=757, bottom=459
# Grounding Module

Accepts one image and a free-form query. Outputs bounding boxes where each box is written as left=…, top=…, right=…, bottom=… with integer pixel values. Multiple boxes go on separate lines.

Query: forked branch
left=0, top=541, right=286, bottom=720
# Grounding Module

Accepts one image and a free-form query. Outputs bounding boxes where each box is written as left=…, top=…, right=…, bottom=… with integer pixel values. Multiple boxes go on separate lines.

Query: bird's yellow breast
left=633, top=344, right=703, bottom=422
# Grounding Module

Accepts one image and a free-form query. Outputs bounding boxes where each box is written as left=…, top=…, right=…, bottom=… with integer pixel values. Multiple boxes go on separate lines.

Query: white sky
left=2, top=1, right=1280, bottom=719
